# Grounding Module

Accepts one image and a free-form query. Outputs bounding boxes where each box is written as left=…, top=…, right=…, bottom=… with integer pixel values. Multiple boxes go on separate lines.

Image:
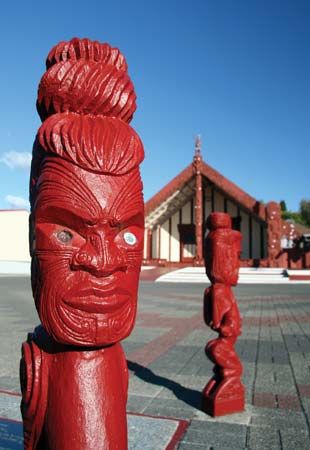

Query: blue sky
left=0, top=0, right=309, bottom=211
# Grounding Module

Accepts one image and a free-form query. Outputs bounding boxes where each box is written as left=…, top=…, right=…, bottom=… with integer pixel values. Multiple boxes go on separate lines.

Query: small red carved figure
left=20, top=38, right=144, bottom=449
left=202, top=212, right=245, bottom=416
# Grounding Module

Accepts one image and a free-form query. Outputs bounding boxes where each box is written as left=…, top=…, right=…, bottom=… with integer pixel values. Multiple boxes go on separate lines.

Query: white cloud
left=0, top=151, right=31, bottom=169
left=5, top=195, right=29, bottom=209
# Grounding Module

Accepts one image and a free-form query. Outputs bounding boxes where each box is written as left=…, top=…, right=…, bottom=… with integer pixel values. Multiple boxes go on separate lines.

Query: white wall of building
left=171, top=212, right=180, bottom=262
left=182, top=201, right=191, bottom=224
left=0, top=210, right=30, bottom=262
left=160, top=220, right=170, bottom=260
left=152, top=227, right=159, bottom=258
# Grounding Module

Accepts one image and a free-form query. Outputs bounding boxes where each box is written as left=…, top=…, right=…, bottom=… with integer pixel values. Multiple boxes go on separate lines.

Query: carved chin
left=40, top=297, right=137, bottom=347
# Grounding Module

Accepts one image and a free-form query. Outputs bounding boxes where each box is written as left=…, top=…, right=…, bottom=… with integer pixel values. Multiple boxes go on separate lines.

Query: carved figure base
left=202, top=375, right=245, bottom=417
left=202, top=391, right=245, bottom=417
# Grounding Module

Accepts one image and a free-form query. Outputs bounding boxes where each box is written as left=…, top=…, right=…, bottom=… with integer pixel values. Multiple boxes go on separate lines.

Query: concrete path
left=141, top=267, right=310, bottom=284
left=0, top=278, right=310, bottom=449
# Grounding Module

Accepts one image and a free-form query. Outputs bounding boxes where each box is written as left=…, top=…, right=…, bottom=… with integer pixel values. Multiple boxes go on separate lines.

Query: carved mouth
left=63, top=288, right=130, bottom=313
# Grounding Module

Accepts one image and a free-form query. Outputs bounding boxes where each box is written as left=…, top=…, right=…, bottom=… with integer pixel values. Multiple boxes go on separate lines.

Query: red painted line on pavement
left=137, top=312, right=204, bottom=329
left=243, top=314, right=310, bottom=326
left=289, top=275, right=310, bottom=280
left=253, top=392, right=276, bottom=408
left=253, top=392, right=302, bottom=411
left=0, top=389, right=21, bottom=397
left=128, top=313, right=204, bottom=366
left=277, top=394, right=301, bottom=411
left=166, top=419, right=189, bottom=450
left=298, top=384, right=310, bottom=398
left=0, top=416, right=21, bottom=424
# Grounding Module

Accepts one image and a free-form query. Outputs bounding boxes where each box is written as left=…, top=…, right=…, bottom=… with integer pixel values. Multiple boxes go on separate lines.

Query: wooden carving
left=20, top=37, right=144, bottom=449
left=202, top=212, right=245, bottom=416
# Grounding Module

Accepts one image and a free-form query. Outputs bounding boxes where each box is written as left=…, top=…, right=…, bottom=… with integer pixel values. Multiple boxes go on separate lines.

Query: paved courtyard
left=0, top=277, right=310, bottom=449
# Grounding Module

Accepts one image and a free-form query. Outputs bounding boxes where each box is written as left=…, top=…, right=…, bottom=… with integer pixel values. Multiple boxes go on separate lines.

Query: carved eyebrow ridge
left=108, top=169, right=143, bottom=220
left=36, top=160, right=102, bottom=219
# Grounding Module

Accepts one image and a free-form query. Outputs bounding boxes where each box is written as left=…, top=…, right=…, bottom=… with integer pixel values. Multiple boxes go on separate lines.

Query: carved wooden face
left=31, top=157, right=144, bottom=346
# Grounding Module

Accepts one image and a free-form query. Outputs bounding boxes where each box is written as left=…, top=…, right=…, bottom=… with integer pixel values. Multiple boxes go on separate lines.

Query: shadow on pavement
left=127, top=360, right=202, bottom=409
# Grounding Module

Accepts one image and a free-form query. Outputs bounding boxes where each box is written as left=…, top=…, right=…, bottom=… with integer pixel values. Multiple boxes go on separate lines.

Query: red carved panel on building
left=266, top=202, right=284, bottom=267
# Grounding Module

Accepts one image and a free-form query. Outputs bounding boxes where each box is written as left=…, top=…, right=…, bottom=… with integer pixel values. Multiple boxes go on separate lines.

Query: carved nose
left=72, top=236, right=126, bottom=276
left=74, top=251, right=98, bottom=267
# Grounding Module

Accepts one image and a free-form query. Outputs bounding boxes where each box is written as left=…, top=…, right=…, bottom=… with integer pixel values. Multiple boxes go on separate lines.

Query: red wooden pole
left=202, top=212, right=245, bottom=416
left=146, top=228, right=153, bottom=262
left=20, top=38, right=144, bottom=449
left=266, top=201, right=284, bottom=267
left=194, top=137, right=203, bottom=265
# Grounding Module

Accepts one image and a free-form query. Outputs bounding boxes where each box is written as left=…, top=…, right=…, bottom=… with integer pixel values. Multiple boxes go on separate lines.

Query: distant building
left=0, top=147, right=308, bottom=269
left=144, top=139, right=310, bottom=269
left=0, top=209, right=30, bottom=262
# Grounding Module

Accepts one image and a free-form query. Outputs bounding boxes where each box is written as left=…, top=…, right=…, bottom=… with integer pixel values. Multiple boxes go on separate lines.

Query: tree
left=300, top=199, right=310, bottom=226
left=280, top=200, right=287, bottom=212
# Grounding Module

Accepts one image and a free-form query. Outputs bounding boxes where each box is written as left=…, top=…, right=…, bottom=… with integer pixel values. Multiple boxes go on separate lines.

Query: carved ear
left=20, top=335, right=49, bottom=449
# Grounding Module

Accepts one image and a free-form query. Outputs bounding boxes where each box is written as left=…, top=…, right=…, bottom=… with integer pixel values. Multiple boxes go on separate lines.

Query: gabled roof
left=145, top=159, right=265, bottom=228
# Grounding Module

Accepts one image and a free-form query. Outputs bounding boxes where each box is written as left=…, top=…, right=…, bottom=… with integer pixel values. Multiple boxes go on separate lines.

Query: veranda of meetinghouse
left=143, top=138, right=309, bottom=269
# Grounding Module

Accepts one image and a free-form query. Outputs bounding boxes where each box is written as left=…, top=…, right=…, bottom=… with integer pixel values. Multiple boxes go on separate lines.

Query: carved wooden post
left=20, top=38, right=144, bottom=449
left=202, top=212, right=245, bottom=416
left=193, top=136, right=203, bottom=265
left=266, top=201, right=283, bottom=267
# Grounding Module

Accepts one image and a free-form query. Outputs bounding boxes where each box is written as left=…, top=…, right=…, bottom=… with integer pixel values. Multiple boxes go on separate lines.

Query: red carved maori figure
left=202, top=212, right=245, bottom=416
left=20, top=38, right=144, bottom=449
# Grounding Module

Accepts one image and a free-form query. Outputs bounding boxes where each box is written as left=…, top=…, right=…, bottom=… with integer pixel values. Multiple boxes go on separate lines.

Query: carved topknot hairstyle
left=46, top=37, right=128, bottom=71
left=36, top=112, right=144, bottom=175
left=37, top=37, right=136, bottom=122
left=31, top=37, right=144, bottom=210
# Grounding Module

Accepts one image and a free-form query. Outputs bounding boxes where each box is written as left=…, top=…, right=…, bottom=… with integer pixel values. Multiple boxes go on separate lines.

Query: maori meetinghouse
left=144, top=137, right=309, bottom=269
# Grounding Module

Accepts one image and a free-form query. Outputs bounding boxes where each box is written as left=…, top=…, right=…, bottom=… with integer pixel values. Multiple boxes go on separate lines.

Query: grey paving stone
left=126, top=326, right=169, bottom=344
left=0, top=376, right=20, bottom=391
left=128, top=414, right=179, bottom=450
left=177, top=444, right=206, bottom=449
left=0, top=393, right=21, bottom=421
left=147, top=397, right=198, bottom=412
left=188, top=419, right=247, bottom=434
left=248, top=427, right=281, bottom=450
left=250, top=407, right=308, bottom=429
left=127, top=394, right=154, bottom=414
left=128, top=375, right=163, bottom=397
left=123, top=341, right=145, bottom=354
left=143, top=403, right=196, bottom=420
left=194, top=405, right=252, bottom=425
left=181, top=425, right=247, bottom=448
left=280, top=427, right=310, bottom=450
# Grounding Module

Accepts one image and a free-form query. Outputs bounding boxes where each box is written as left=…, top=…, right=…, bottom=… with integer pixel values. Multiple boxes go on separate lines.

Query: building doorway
left=178, top=224, right=196, bottom=262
